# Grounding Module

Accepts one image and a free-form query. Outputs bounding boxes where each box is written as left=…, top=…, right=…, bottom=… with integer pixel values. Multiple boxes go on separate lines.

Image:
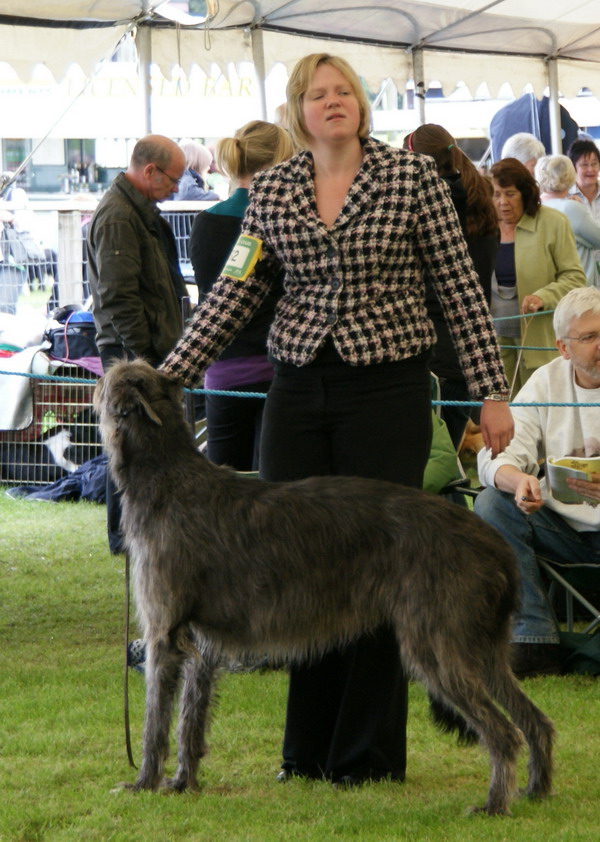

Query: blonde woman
left=189, top=121, right=294, bottom=470
left=162, top=53, right=512, bottom=787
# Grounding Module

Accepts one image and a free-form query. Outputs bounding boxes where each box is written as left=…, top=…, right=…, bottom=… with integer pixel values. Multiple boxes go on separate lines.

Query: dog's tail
left=428, top=694, right=479, bottom=745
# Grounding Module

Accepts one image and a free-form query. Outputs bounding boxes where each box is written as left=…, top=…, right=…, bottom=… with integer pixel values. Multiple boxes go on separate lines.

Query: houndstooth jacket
left=162, top=137, right=508, bottom=397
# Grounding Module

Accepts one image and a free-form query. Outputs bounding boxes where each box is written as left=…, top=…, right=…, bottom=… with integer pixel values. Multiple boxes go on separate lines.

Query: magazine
left=546, top=456, right=600, bottom=505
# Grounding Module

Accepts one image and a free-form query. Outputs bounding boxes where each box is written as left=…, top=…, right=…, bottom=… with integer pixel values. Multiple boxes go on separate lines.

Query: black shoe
left=332, top=775, right=364, bottom=790
left=276, top=767, right=324, bottom=782
left=511, top=643, right=562, bottom=678
left=276, top=769, right=305, bottom=782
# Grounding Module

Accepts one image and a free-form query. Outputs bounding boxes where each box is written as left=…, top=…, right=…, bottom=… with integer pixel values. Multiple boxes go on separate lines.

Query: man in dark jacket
left=87, top=134, right=187, bottom=551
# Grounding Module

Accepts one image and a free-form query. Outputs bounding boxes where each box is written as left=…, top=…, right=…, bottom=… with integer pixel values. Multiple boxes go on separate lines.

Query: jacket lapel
left=285, top=140, right=383, bottom=233
left=331, top=139, right=382, bottom=231
left=286, top=153, right=321, bottom=231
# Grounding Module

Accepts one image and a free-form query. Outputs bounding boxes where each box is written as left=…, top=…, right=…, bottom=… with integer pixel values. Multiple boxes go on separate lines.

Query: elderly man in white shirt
left=475, top=286, right=600, bottom=678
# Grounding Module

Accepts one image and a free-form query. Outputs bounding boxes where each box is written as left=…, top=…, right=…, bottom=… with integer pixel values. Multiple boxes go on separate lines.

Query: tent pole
left=547, top=58, right=562, bottom=153
left=138, top=5, right=153, bottom=135
left=251, top=28, right=268, bottom=120
left=412, top=48, right=426, bottom=125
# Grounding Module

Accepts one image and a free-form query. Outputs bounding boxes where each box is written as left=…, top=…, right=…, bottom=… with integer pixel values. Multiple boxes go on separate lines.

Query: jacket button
left=326, top=313, right=337, bottom=325
left=326, top=244, right=337, bottom=258
left=331, top=280, right=341, bottom=290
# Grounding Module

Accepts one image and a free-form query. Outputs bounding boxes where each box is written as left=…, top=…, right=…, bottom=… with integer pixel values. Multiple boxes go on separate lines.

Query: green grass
left=1, top=492, right=599, bottom=841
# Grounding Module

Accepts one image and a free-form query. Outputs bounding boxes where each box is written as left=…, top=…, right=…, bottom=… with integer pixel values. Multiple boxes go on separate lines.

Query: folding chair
left=428, top=372, right=482, bottom=504
left=537, top=556, right=600, bottom=634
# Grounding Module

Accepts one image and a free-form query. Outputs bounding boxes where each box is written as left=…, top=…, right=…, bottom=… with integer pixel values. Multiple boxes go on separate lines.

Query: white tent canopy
left=1, top=1, right=599, bottom=97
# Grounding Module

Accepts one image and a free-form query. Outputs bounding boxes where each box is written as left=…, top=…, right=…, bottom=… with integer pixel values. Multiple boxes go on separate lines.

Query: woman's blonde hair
left=215, top=120, right=296, bottom=181
left=285, top=53, right=371, bottom=149
left=535, top=154, right=577, bottom=194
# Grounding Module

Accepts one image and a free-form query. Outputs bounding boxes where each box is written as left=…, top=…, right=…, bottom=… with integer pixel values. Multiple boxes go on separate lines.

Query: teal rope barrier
left=493, top=310, right=554, bottom=322
left=0, top=369, right=267, bottom=398
left=2, top=369, right=600, bottom=408
left=496, top=310, right=556, bottom=349
left=0, top=369, right=94, bottom=384
left=432, top=400, right=600, bottom=408
left=499, top=345, right=556, bottom=351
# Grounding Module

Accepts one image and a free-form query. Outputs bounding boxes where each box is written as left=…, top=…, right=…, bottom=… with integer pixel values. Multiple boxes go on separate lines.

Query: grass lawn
left=1, top=492, right=599, bottom=841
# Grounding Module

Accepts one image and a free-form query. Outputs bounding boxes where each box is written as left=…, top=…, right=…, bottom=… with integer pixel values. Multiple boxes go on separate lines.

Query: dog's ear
left=135, top=389, right=163, bottom=426
left=96, top=360, right=183, bottom=427
left=93, top=377, right=105, bottom=415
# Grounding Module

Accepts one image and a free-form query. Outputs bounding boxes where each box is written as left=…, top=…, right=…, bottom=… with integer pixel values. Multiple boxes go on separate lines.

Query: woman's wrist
left=483, top=393, right=511, bottom=402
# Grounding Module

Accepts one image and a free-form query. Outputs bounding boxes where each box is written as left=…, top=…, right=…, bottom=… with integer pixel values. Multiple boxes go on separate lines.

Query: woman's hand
left=480, top=400, right=514, bottom=458
left=521, top=294, right=544, bottom=314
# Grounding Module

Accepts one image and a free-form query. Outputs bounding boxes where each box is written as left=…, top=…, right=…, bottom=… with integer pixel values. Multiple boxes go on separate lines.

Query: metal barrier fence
left=0, top=201, right=210, bottom=314
left=0, top=201, right=211, bottom=484
left=0, top=369, right=101, bottom=485
left=0, top=369, right=211, bottom=487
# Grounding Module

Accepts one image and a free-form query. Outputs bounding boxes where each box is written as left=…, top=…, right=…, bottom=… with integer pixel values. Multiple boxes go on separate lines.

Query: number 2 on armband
left=222, top=235, right=263, bottom=281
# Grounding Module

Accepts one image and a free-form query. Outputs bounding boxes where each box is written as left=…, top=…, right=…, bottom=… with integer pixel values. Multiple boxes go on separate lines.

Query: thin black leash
left=124, top=550, right=137, bottom=768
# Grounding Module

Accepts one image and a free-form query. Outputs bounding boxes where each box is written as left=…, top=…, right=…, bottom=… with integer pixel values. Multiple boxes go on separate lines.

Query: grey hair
left=501, top=132, right=545, bottom=165
left=130, top=138, right=173, bottom=170
left=535, top=155, right=576, bottom=193
left=180, top=140, right=213, bottom=174
left=553, top=287, right=600, bottom=339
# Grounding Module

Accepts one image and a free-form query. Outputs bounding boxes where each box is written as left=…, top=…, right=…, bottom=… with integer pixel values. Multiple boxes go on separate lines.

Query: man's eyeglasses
left=154, top=165, right=181, bottom=187
left=564, top=332, right=600, bottom=345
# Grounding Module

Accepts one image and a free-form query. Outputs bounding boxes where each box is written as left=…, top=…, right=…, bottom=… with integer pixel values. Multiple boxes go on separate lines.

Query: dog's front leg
left=166, top=652, right=218, bottom=792
left=133, top=638, right=183, bottom=791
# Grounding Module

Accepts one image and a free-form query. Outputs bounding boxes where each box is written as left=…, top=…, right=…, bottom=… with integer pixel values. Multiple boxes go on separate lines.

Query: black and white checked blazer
left=162, top=137, right=508, bottom=397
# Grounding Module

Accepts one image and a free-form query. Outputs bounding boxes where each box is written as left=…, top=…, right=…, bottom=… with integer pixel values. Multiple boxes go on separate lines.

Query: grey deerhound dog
left=94, top=359, right=554, bottom=815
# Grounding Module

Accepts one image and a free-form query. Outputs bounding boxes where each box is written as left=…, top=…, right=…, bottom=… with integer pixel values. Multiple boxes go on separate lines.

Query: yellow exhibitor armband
left=222, top=235, right=263, bottom=281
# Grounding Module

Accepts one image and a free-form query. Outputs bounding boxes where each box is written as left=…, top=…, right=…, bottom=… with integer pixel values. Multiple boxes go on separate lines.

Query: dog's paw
left=519, top=785, right=554, bottom=801
left=110, top=781, right=140, bottom=794
left=161, top=776, right=201, bottom=794
left=467, top=803, right=512, bottom=817
left=113, top=776, right=164, bottom=793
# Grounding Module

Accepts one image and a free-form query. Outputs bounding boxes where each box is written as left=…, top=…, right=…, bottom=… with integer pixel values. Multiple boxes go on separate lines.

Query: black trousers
left=205, top=380, right=271, bottom=472
left=259, top=354, right=432, bottom=782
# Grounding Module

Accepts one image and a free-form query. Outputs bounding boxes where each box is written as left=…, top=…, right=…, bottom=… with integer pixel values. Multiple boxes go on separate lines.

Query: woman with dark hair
left=490, top=157, right=586, bottom=392
left=567, top=139, right=600, bottom=220
left=405, top=123, right=498, bottom=445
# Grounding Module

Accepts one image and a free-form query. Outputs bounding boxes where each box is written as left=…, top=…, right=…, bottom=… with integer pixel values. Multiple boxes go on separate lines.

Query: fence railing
left=0, top=199, right=215, bottom=484
left=0, top=199, right=214, bottom=315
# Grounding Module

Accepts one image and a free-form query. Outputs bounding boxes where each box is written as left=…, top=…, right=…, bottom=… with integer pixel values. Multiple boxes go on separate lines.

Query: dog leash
left=124, top=550, right=137, bottom=768
left=508, top=315, right=533, bottom=399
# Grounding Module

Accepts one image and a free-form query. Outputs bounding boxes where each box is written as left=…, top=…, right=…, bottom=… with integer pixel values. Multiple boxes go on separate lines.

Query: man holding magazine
left=475, top=286, right=600, bottom=678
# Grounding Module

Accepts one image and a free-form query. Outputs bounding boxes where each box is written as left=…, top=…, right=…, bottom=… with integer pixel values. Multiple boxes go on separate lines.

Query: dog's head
left=94, top=359, right=187, bottom=473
